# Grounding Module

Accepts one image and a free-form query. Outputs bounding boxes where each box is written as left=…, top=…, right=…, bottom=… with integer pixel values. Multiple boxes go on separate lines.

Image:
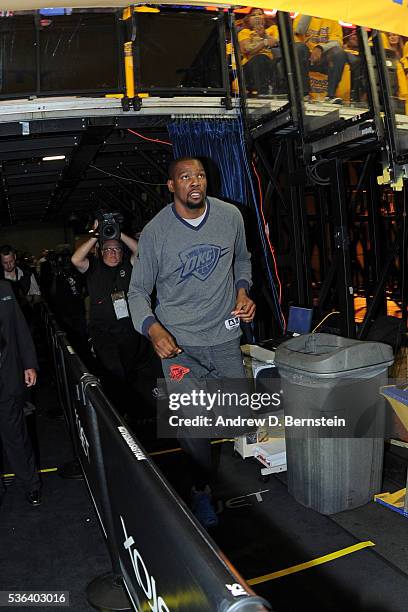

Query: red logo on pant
left=169, top=365, right=190, bottom=381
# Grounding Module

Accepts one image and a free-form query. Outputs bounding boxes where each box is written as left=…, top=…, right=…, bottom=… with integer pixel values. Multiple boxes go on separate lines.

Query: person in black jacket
left=0, top=245, right=41, bottom=324
left=0, top=280, right=40, bottom=506
left=71, top=224, right=162, bottom=419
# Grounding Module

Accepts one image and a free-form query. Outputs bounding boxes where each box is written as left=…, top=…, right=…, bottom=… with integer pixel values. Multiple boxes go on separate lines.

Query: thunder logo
left=176, top=244, right=229, bottom=283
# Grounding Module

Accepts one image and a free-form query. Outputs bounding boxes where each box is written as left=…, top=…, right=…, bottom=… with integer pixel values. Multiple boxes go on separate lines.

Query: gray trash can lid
left=274, top=333, right=394, bottom=374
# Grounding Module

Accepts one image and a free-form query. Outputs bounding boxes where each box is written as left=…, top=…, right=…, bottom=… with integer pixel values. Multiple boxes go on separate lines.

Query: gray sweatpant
left=161, top=338, right=245, bottom=489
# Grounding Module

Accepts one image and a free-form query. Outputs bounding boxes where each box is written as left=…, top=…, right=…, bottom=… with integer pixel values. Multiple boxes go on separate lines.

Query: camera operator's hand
left=148, top=322, right=182, bottom=359
left=89, top=218, right=99, bottom=237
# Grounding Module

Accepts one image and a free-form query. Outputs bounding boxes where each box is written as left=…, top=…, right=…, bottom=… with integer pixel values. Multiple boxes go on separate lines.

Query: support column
left=329, top=158, right=356, bottom=338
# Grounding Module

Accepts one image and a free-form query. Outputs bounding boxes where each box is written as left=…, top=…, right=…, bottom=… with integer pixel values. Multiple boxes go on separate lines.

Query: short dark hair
left=167, top=157, right=203, bottom=180
left=0, top=245, right=15, bottom=257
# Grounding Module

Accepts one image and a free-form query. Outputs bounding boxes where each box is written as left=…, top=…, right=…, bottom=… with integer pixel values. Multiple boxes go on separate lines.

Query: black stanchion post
left=54, top=330, right=67, bottom=409
left=56, top=336, right=83, bottom=480
left=45, top=315, right=83, bottom=480
left=82, top=379, right=131, bottom=612
left=47, top=324, right=65, bottom=418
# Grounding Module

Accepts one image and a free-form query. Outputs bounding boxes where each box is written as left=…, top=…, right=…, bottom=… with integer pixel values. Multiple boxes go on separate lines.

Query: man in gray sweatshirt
left=128, top=156, right=255, bottom=528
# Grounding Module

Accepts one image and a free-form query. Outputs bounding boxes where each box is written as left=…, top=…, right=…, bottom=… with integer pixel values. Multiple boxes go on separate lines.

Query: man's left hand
left=24, top=369, right=37, bottom=387
left=231, top=289, right=256, bottom=323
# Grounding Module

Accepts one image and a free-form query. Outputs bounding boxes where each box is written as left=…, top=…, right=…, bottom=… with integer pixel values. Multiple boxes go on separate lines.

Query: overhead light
left=42, top=155, right=66, bottom=161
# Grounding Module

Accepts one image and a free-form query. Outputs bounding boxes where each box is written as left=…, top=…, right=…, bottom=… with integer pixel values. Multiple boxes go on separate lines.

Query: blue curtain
left=167, top=119, right=247, bottom=205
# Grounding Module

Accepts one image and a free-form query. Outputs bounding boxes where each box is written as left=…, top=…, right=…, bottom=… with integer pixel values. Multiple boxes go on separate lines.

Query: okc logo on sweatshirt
left=177, top=244, right=229, bottom=283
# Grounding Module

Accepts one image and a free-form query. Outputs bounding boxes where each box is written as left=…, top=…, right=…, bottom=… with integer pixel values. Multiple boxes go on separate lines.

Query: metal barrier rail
left=43, top=307, right=272, bottom=612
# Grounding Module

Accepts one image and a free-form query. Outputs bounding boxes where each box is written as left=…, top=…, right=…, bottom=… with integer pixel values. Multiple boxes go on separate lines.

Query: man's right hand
left=91, top=219, right=99, bottom=235
left=148, top=322, right=182, bottom=359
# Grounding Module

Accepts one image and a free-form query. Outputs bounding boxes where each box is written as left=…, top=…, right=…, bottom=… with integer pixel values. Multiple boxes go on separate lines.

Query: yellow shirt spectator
left=294, top=16, right=343, bottom=51
left=238, top=25, right=279, bottom=65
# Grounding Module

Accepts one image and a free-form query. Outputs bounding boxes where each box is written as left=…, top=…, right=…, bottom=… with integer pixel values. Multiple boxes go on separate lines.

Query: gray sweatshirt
left=128, top=197, right=252, bottom=347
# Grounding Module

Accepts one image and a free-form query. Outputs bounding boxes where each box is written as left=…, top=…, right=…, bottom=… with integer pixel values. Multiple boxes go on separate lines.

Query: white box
left=234, top=418, right=285, bottom=459
left=254, top=439, right=286, bottom=468
left=234, top=428, right=272, bottom=459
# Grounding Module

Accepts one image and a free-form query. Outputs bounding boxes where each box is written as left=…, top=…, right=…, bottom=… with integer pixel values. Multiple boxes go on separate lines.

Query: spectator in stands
left=128, top=157, right=255, bottom=529
left=344, top=28, right=365, bottom=103
left=71, top=224, right=161, bottom=419
left=295, top=15, right=348, bottom=103
left=402, top=40, right=408, bottom=71
left=0, top=245, right=41, bottom=322
left=401, top=41, right=408, bottom=113
left=381, top=32, right=408, bottom=113
left=238, top=8, right=279, bottom=95
left=235, top=9, right=310, bottom=97
left=0, top=279, right=41, bottom=507
left=387, top=33, right=405, bottom=60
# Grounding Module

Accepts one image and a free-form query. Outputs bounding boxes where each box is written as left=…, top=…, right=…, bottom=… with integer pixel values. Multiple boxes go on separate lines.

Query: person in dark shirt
left=0, top=280, right=41, bottom=507
left=50, top=247, right=88, bottom=358
left=0, top=245, right=41, bottom=324
left=71, top=224, right=162, bottom=418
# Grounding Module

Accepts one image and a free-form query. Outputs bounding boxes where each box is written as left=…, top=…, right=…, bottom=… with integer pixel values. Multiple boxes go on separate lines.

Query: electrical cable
left=236, top=115, right=285, bottom=331
left=251, top=160, right=284, bottom=306
left=230, top=53, right=285, bottom=331
left=89, top=164, right=168, bottom=186
left=127, top=128, right=173, bottom=147
left=311, top=311, right=341, bottom=333
left=232, top=74, right=286, bottom=331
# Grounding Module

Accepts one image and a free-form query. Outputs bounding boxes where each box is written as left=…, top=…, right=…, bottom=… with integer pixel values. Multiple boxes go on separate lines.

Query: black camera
left=95, top=210, right=123, bottom=243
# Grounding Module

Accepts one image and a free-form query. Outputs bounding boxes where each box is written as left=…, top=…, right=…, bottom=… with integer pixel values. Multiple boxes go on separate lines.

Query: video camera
left=95, top=209, right=124, bottom=243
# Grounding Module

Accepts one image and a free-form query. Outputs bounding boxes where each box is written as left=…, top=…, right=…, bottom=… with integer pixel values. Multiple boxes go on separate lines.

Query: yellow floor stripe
left=2, top=467, right=59, bottom=478
left=149, top=439, right=233, bottom=457
left=247, top=541, right=375, bottom=585
left=149, top=447, right=183, bottom=457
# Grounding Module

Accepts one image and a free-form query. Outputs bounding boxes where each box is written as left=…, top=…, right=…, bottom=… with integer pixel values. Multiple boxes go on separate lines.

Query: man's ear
left=167, top=178, right=175, bottom=193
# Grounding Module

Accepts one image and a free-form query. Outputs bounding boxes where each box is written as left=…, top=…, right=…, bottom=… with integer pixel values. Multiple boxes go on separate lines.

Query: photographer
left=71, top=213, right=161, bottom=418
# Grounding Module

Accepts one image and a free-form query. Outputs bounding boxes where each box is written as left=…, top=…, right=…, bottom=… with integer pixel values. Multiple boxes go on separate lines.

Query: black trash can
left=274, top=333, right=393, bottom=514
